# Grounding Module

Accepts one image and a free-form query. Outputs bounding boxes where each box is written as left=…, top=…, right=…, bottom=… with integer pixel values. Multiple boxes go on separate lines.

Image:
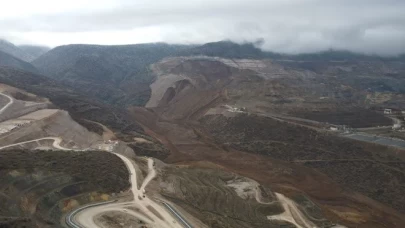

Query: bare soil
left=129, top=107, right=405, bottom=228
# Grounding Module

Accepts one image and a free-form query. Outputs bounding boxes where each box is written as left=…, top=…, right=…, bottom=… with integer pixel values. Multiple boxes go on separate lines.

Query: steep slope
left=146, top=56, right=405, bottom=127
left=0, top=50, right=38, bottom=73
left=0, top=67, right=167, bottom=157
left=0, top=150, right=129, bottom=227
left=18, top=45, right=50, bottom=60
left=0, top=39, right=34, bottom=62
left=32, top=41, right=405, bottom=109
left=0, top=82, right=132, bottom=227
left=128, top=55, right=405, bottom=227
left=0, top=73, right=330, bottom=228
left=32, top=43, right=189, bottom=106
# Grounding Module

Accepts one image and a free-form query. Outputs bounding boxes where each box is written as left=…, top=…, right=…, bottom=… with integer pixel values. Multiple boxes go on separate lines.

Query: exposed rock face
left=147, top=58, right=255, bottom=120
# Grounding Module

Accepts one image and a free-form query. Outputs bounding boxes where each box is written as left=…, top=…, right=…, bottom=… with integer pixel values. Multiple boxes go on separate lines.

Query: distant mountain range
left=18, top=45, right=50, bottom=60
left=32, top=43, right=190, bottom=106
left=1, top=38, right=404, bottom=108
left=0, top=50, right=38, bottom=73
left=0, top=39, right=49, bottom=62
left=183, top=40, right=405, bottom=61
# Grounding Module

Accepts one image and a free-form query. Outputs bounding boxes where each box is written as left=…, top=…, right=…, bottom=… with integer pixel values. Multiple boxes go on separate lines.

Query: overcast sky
left=1, top=0, right=404, bottom=55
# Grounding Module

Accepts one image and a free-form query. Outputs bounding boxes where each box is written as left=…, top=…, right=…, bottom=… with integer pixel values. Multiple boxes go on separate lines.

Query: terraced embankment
left=0, top=84, right=134, bottom=227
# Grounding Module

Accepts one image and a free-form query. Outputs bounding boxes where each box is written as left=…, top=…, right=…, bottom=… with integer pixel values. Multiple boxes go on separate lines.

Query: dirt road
left=140, top=158, right=156, bottom=191
left=73, top=156, right=183, bottom=228
left=267, top=193, right=317, bottom=228
left=0, top=92, right=14, bottom=114
left=0, top=136, right=186, bottom=227
left=0, top=137, right=74, bottom=150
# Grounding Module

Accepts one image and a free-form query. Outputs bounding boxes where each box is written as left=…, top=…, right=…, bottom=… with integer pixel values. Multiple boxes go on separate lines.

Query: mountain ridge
left=0, top=50, right=38, bottom=73
left=18, top=45, right=50, bottom=60
left=0, top=39, right=35, bottom=62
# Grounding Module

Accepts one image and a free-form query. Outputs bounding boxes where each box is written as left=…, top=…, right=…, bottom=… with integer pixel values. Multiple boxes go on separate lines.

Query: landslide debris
left=200, top=113, right=405, bottom=213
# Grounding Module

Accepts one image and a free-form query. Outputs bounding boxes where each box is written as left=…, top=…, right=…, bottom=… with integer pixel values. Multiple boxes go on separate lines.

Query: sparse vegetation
left=201, top=114, right=405, bottom=212
left=161, top=166, right=290, bottom=228
left=294, top=108, right=392, bottom=128
left=0, top=150, right=129, bottom=193
left=0, top=150, right=129, bottom=227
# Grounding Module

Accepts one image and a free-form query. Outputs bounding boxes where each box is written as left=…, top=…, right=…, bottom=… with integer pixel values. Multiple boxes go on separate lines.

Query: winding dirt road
left=73, top=156, right=182, bottom=228
left=0, top=137, right=73, bottom=150
left=0, top=136, right=185, bottom=227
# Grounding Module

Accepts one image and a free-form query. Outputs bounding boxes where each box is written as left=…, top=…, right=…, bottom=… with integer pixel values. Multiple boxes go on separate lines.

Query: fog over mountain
left=1, top=0, right=405, bottom=55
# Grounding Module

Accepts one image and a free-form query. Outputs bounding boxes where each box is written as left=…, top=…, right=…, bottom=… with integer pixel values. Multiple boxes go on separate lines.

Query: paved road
left=0, top=92, right=191, bottom=227
left=0, top=136, right=190, bottom=227
left=162, top=202, right=193, bottom=228
left=72, top=156, right=183, bottom=228
left=66, top=200, right=116, bottom=228
left=0, top=92, right=14, bottom=115
left=343, top=133, right=405, bottom=149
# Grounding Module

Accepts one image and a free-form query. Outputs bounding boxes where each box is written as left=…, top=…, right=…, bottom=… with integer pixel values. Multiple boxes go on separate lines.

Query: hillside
left=146, top=56, right=405, bottom=126
left=33, top=43, right=189, bottom=106
left=0, top=39, right=34, bottom=62
left=126, top=54, right=405, bottom=227
left=0, top=67, right=167, bottom=156
left=7, top=41, right=405, bottom=227
left=0, top=149, right=129, bottom=227
left=33, top=41, right=405, bottom=109
left=0, top=50, right=38, bottom=73
left=0, top=80, right=135, bottom=227
left=0, top=70, right=337, bottom=228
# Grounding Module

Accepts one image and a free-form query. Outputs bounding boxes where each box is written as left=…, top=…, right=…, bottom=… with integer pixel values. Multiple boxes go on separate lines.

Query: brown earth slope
left=127, top=56, right=405, bottom=227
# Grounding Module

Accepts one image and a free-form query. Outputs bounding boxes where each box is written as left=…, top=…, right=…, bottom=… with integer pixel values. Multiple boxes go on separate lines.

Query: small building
left=384, top=109, right=392, bottom=115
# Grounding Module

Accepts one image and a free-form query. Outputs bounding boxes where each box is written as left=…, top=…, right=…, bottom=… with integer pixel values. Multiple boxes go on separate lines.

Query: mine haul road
left=0, top=137, right=74, bottom=151
left=0, top=92, right=14, bottom=114
left=0, top=137, right=189, bottom=228
left=71, top=155, right=184, bottom=228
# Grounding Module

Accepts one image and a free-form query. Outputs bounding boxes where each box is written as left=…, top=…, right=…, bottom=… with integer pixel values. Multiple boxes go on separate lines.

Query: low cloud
left=1, top=0, right=404, bottom=56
